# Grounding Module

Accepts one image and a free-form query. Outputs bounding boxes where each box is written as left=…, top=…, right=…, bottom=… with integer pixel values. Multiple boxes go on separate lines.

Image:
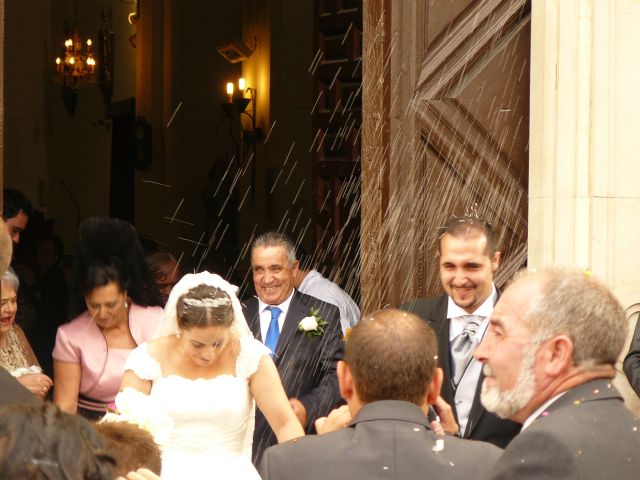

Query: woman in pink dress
left=53, top=217, right=164, bottom=419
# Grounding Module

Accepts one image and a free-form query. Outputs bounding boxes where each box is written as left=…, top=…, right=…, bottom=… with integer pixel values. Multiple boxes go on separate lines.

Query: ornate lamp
left=54, top=3, right=97, bottom=115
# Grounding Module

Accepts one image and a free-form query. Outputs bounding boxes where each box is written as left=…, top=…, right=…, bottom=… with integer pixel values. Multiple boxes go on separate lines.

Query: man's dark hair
left=92, top=421, right=161, bottom=477
left=344, top=308, right=438, bottom=405
left=2, top=188, right=33, bottom=220
left=437, top=215, right=498, bottom=256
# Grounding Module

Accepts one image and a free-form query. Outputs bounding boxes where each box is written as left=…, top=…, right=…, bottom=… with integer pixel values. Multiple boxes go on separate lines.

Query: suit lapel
left=244, top=298, right=262, bottom=342
left=465, top=289, right=501, bottom=437
left=275, top=290, right=306, bottom=359
left=429, top=298, right=456, bottom=412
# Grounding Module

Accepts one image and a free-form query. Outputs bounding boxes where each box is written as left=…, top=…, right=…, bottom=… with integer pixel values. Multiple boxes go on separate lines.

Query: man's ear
left=337, top=361, right=354, bottom=401
left=541, top=335, right=574, bottom=377
left=491, top=251, right=501, bottom=272
left=427, top=367, right=444, bottom=405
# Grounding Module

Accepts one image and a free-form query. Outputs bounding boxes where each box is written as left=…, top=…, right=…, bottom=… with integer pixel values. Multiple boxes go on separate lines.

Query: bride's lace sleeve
left=236, top=336, right=270, bottom=379
left=124, top=343, right=162, bottom=381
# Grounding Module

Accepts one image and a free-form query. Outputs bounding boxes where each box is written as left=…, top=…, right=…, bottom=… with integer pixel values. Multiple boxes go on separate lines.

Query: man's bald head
left=344, top=308, right=438, bottom=405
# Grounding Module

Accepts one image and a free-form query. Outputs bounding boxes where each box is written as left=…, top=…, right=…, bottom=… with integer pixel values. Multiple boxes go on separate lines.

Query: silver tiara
left=182, top=297, right=231, bottom=308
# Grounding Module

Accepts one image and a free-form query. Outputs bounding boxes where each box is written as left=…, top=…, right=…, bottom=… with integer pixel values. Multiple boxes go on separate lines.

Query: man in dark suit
left=475, top=267, right=640, bottom=479
left=243, top=232, right=344, bottom=466
left=259, top=308, right=501, bottom=480
left=400, top=216, right=519, bottom=447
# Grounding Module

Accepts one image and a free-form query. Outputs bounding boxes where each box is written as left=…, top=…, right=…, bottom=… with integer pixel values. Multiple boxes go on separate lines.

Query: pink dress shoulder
left=53, top=303, right=163, bottom=407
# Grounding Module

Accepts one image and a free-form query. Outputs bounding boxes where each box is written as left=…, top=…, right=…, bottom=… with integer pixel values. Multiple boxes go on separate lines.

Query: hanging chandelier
left=54, top=26, right=97, bottom=90
left=53, top=0, right=97, bottom=115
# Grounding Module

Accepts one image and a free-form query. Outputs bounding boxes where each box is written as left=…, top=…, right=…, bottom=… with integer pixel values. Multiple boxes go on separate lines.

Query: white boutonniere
left=298, top=308, right=327, bottom=338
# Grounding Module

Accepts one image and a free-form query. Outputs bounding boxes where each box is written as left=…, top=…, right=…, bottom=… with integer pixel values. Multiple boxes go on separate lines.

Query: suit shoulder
left=488, top=426, right=579, bottom=479
left=441, top=435, right=502, bottom=465
left=261, top=430, right=349, bottom=475
left=398, top=295, right=447, bottom=320
left=297, top=292, right=339, bottom=315
left=241, top=296, right=258, bottom=310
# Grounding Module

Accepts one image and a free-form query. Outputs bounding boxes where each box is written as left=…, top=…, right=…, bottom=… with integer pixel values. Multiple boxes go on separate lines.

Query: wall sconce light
left=218, top=78, right=263, bottom=175
left=221, top=78, right=262, bottom=140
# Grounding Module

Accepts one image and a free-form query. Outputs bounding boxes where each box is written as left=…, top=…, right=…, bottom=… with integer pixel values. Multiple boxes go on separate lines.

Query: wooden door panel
left=415, top=0, right=530, bottom=296
left=361, top=0, right=530, bottom=311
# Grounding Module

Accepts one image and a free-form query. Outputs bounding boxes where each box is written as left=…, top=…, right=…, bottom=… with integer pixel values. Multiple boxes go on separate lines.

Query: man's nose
left=474, top=337, right=489, bottom=362
left=450, top=269, right=464, bottom=282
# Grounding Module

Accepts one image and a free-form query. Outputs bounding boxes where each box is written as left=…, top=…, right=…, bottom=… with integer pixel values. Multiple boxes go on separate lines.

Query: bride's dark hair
left=176, top=284, right=234, bottom=329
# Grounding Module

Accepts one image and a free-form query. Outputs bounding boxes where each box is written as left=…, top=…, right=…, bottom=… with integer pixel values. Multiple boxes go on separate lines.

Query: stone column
left=528, top=0, right=640, bottom=412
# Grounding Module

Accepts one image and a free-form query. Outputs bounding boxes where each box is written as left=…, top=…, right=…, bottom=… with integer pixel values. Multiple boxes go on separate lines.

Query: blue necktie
left=265, top=306, right=282, bottom=357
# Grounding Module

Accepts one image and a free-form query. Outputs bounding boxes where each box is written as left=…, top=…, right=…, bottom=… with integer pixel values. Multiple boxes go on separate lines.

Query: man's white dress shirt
left=298, top=269, right=360, bottom=333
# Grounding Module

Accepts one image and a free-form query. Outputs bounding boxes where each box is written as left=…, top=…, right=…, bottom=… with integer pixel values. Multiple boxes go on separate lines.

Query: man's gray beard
left=480, top=343, right=537, bottom=420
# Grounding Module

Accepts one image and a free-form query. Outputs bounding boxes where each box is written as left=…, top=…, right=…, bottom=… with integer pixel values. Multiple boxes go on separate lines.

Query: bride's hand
left=315, top=405, right=351, bottom=434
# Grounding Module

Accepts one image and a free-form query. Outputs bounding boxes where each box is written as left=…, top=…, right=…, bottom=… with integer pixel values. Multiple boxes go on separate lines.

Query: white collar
left=257, top=288, right=295, bottom=315
left=521, top=391, right=567, bottom=431
left=447, top=284, right=497, bottom=319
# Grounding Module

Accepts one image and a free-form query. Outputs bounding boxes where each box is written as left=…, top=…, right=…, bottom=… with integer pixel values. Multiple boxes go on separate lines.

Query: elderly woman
left=0, top=267, right=52, bottom=398
left=53, top=217, right=163, bottom=420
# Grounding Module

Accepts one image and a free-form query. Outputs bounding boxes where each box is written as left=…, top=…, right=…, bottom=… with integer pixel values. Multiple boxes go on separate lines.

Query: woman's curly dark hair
left=67, top=217, right=163, bottom=319
left=0, top=403, right=115, bottom=479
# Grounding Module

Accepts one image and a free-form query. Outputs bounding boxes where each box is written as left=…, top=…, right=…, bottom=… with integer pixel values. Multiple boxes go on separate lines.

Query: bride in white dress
left=117, top=272, right=304, bottom=479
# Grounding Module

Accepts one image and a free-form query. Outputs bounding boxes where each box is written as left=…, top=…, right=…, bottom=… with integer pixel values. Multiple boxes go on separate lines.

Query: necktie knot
left=451, top=315, right=483, bottom=387
left=268, top=306, right=282, bottom=320
left=460, top=315, right=482, bottom=338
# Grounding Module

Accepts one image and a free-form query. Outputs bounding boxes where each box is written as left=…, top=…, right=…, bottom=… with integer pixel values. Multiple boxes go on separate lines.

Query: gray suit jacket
left=400, top=295, right=520, bottom=448
left=260, top=400, right=502, bottom=480
left=487, top=378, right=640, bottom=479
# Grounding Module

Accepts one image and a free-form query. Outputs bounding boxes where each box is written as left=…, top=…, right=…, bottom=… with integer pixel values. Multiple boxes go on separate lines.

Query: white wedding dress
left=123, top=335, right=270, bottom=479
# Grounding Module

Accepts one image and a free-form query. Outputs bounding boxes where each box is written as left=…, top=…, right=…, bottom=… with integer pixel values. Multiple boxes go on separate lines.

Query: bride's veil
left=152, top=271, right=257, bottom=458
left=153, top=271, right=251, bottom=340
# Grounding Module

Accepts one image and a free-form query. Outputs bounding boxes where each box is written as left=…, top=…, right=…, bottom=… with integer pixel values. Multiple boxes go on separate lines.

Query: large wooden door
left=361, top=0, right=530, bottom=313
